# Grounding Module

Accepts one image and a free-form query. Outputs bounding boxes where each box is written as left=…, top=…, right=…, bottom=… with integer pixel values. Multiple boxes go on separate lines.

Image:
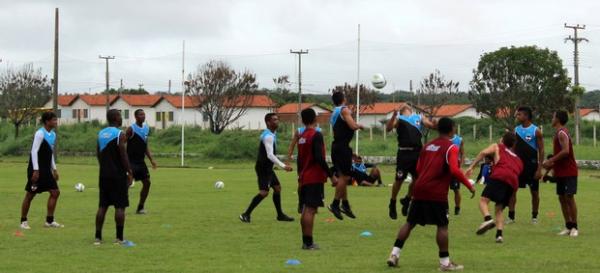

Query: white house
left=152, top=95, right=203, bottom=129
left=581, top=108, right=600, bottom=121
left=276, top=103, right=331, bottom=125
left=226, top=95, right=277, bottom=130
left=43, top=95, right=78, bottom=124
left=360, top=102, right=408, bottom=127
left=116, top=95, right=163, bottom=127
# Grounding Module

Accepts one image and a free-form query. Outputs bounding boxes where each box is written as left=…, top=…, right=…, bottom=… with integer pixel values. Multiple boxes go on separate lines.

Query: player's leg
left=115, top=207, right=126, bottom=242
left=387, top=222, right=415, bottom=267
left=45, top=189, right=62, bottom=227
left=240, top=172, right=270, bottom=222
left=494, top=204, right=505, bottom=243
left=507, top=191, right=516, bottom=223
left=476, top=196, right=495, bottom=235
left=389, top=169, right=406, bottom=220
left=530, top=182, right=540, bottom=223
left=95, top=206, right=108, bottom=244
left=339, top=173, right=356, bottom=219
left=566, top=194, right=578, bottom=235
left=301, top=206, right=318, bottom=249
left=454, top=189, right=462, bottom=215
left=436, top=225, right=461, bottom=270
left=20, top=192, right=36, bottom=229
left=137, top=177, right=151, bottom=214
left=273, top=182, right=294, bottom=221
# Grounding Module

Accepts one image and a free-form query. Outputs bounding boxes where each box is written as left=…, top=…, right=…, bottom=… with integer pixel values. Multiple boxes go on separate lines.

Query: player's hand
left=358, top=124, right=365, bottom=130
left=284, top=165, right=293, bottom=172
left=127, top=172, right=134, bottom=187
left=151, top=160, right=158, bottom=170
left=469, top=187, right=476, bottom=199
left=31, top=170, right=39, bottom=183
left=330, top=175, right=339, bottom=186
left=542, top=160, right=553, bottom=170
left=52, top=170, right=59, bottom=181
left=464, top=167, right=473, bottom=178
left=534, top=168, right=542, bottom=180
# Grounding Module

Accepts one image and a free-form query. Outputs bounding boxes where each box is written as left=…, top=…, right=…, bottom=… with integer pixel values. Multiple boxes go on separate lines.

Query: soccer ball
left=468, top=179, right=476, bottom=186
left=74, top=183, right=85, bottom=192
left=214, top=181, right=225, bottom=189
left=371, top=73, right=387, bottom=89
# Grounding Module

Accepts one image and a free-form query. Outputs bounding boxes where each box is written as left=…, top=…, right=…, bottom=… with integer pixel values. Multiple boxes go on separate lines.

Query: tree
left=267, top=75, right=297, bottom=106
left=106, top=88, right=149, bottom=95
left=329, top=83, right=378, bottom=113
left=187, top=60, right=258, bottom=134
left=418, top=69, right=460, bottom=119
left=469, top=46, right=572, bottom=128
left=0, top=64, right=51, bottom=138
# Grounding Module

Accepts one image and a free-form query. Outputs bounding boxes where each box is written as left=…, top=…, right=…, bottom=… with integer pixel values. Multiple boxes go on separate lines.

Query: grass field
left=1, top=160, right=600, bottom=273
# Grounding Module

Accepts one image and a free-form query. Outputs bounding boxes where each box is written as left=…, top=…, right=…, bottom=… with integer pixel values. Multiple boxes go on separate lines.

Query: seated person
left=476, top=155, right=494, bottom=185
left=351, top=155, right=383, bottom=187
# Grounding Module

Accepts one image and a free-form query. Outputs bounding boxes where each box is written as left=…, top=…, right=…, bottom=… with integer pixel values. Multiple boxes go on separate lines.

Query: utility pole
left=355, top=24, right=361, bottom=153
left=52, top=8, right=59, bottom=160
left=119, top=78, right=123, bottom=95
left=290, top=49, right=308, bottom=125
left=138, top=83, right=144, bottom=91
left=98, top=55, right=115, bottom=111
left=565, top=23, right=588, bottom=145
left=168, top=79, right=172, bottom=94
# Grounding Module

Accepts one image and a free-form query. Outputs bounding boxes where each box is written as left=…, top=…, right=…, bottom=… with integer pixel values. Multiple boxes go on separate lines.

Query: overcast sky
left=1, top=0, right=599, bottom=94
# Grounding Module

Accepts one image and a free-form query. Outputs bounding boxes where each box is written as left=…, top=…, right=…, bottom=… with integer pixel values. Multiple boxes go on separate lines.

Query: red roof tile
left=162, top=95, right=202, bottom=108
left=433, top=104, right=473, bottom=117
left=277, top=103, right=330, bottom=114
left=79, top=95, right=119, bottom=106
left=361, top=102, right=407, bottom=115
left=54, top=95, right=78, bottom=106
left=580, top=108, right=597, bottom=117
left=120, top=95, right=163, bottom=107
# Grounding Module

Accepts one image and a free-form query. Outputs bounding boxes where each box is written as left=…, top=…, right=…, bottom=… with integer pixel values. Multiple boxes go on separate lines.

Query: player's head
left=437, top=117, right=454, bottom=136
left=552, top=110, right=568, bottom=127
left=107, top=109, right=122, bottom=127
left=484, top=155, right=493, bottom=163
left=332, top=91, right=345, bottom=106
left=301, top=108, right=317, bottom=126
left=399, top=105, right=412, bottom=115
left=501, top=131, right=517, bottom=148
left=264, top=113, right=279, bottom=130
left=515, top=106, right=533, bottom=123
left=41, top=111, right=58, bottom=129
left=134, top=109, right=145, bottom=124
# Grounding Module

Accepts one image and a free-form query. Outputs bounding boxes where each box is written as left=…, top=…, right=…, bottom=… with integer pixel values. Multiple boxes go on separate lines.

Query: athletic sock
left=273, top=192, right=284, bottom=216
left=389, top=199, right=396, bottom=205
left=566, top=222, right=573, bottom=229
left=392, top=239, right=404, bottom=256
left=331, top=199, right=340, bottom=208
left=116, top=225, right=124, bottom=241
left=95, top=230, right=102, bottom=240
left=484, top=215, right=492, bottom=222
left=508, top=211, right=515, bottom=220
left=20, top=217, right=27, bottom=223
left=137, top=204, right=144, bottom=212
left=302, top=235, right=313, bottom=246
left=496, top=229, right=503, bottom=238
left=244, top=194, right=265, bottom=215
left=532, top=211, right=538, bottom=219
left=342, top=200, right=350, bottom=209
left=439, top=251, right=450, bottom=266
left=455, top=207, right=460, bottom=214
left=573, top=222, right=578, bottom=230
left=46, top=216, right=54, bottom=224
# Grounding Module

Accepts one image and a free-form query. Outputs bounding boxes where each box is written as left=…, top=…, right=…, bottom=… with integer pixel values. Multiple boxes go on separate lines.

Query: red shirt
left=297, top=128, right=329, bottom=186
left=489, top=143, right=523, bottom=190
left=412, top=137, right=474, bottom=202
left=553, top=127, right=578, bottom=177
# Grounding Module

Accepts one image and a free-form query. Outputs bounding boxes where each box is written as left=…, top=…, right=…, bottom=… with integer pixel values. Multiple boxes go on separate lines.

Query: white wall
left=454, top=107, right=483, bottom=119
left=44, top=100, right=74, bottom=124
left=111, top=98, right=133, bottom=127
left=583, top=112, right=600, bottom=121
left=361, top=113, right=393, bottom=128
left=230, top=107, right=273, bottom=130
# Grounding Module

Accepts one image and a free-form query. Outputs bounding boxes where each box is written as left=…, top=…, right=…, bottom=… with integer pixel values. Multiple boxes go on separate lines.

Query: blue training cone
left=122, top=240, right=136, bottom=247
left=360, top=231, right=373, bottom=237
left=286, top=259, right=301, bottom=265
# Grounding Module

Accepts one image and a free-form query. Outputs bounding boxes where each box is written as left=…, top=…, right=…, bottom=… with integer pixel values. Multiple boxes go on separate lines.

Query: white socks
left=391, top=247, right=402, bottom=256
left=440, top=256, right=450, bottom=266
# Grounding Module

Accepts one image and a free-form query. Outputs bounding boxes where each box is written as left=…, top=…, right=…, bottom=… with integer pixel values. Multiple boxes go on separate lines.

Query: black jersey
left=396, top=113, right=424, bottom=148
left=330, top=106, right=354, bottom=147
left=514, top=124, right=539, bottom=167
left=98, top=127, right=126, bottom=180
left=127, top=123, right=149, bottom=164
left=256, top=129, right=277, bottom=173
left=27, top=128, right=56, bottom=181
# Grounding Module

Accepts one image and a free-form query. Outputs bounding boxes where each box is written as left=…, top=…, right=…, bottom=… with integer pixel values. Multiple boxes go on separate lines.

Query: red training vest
left=489, top=143, right=523, bottom=190
left=297, top=128, right=328, bottom=186
left=412, top=137, right=455, bottom=202
left=553, top=127, right=578, bottom=177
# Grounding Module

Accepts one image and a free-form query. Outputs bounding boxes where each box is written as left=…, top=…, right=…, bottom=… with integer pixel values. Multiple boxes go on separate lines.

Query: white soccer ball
left=214, top=181, right=225, bottom=189
left=371, top=73, right=387, bottom=89
left=468, top=179, right=476, bottom=186
left=74, top=183, right=85, bottom=192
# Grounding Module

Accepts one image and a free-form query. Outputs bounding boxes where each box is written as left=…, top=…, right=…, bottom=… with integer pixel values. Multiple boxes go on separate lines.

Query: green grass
left=1, top=161, right=600, bottom=273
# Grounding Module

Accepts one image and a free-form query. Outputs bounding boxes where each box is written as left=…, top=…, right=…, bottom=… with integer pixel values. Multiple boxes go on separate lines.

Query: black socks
left=273, top=192, right=283, bottom=216
left=331, top=199, right=340, bottom=208
left=532, top=211, right=538, bottom=219
left=21, top=217, right=27, bottom=223
left=394, top=239, right=405, bottom=249
left=342, top=200, right=350, bottom=209
left=439, top=251, right=449, bottom=258
left=496, top=230, right=503, bottom=238
left=302, top=235, right=313, bottom=246
left=484, top=215, right=492, bottom=221
left=46, top=216, right=54, bottom=224
left=508, top=211, right=515, bottom=220
left=244, top=194, right=265, bottom=215
left=116, top=225, right=124, bottom=241
left=95, top=230, right=102, bottom=240
left=566, top=222, right=579, bottom=230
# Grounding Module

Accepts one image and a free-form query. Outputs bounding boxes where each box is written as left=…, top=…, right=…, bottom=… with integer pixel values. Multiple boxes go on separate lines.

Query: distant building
left=277, top=103, right=331, bottom=125
left=580, top=108, right=600, bottom=121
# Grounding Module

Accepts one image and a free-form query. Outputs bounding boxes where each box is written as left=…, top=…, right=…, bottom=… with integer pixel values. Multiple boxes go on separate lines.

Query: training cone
left=360, top=231, right=373, bottom=237
left=286, top=259, right=301, bottom=265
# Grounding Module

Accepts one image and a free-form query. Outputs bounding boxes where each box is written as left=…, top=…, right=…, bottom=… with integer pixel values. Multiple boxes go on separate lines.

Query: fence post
left=540, top=125, right=543, bottom=134
left=458, top=124, right=461, bottom=136
left=292, top=123, right=295, bottom=137
left=383, top=125, right=387, bottom=141
left=594, top=124, right=597, bottom=147
left=473, top=124, right=477, bottom=139
left=489, top=125, right=493, bottom=143
left=370, top=127, right=373, bottom=141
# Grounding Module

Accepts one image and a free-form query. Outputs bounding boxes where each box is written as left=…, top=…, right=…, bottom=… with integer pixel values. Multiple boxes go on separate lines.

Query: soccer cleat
left=328, top=205, right=344, bottom=220
left=136, top=209, right=147, bottom=215
left=440, top=261, right=464, bottom=271
left=93, top=239, right=103, bottom=246
left=113, top=239, right=127, bottom=245
left=239, top=214, right=251, bottom=223
left=557, top=229, right=572, bottom=236
left=301, top=243, right=320, bottom=250
left=532, top=218, right=538, bottom=224
left=400, top=197, right=411, bottom=217
left=454, top=207, right=461, bottom=216
left=20, top=221, right=31, bottom=230
left=44, top=221, right=64, bottom=228
left=569, top=229, right=579, bottom=237
left=340, top=206, right=356, bottom=219
left=387, top=254, right=399, bottom=267
left=389, top=202, right=398, bottom=220
left=476, top=219, right=496, bottom=235
left=496, top=236, right=504, bottom=243
left=277, top=214, right=294, bottom=222
left=505, top=218, right=515, bottom=225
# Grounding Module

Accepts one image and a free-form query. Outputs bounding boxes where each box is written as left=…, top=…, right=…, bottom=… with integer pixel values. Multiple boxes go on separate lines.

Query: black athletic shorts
left=299, top=183, right=325, bottom=208
left=353, top=171, right=376, bottom=184
left=25, top=176, right=58, bottom=193
left=450, top=179, right=460, bottom=190
left=406, top=200, right=449, bottom=227
left=556, top=176, right=577, bottom=195
left=331, top=144, right=353, bottom=176
left=519, top=164, right=539, bottom=191
left=256, top=169, right=280, bottom=191
left=131, top=162, right=150, bottom=181
left=481, top=178, right=514, bottom=208
left=396, top=148, right=420, bottom=181
left=99, top=178, right=129, bottom=208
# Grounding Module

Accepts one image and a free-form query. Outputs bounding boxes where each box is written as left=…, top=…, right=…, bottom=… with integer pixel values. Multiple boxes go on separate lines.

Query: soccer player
left=95, top=109, right=134, bottom=245
left=126, top=109, right=157, bottom=214
left=20, top=111, right=63, bottom=229
left=386, top=117, right=475, bottom=271
left=288, top=126, right=322, bottom=213
left=508, top=106, right=544, bottom=224
left=542, top=110, right=579, bottom=237
left=351, top=155, right=383, bottom=187
left=240, top=113, right=294, bottom=223
left=297, top=108, right=335, bottom=250
left=328, top=91, right=364, bottom=220
left=449, top=129, right=465, bottom=215
left=466, top=132, right=523, bottom=243
left=476, top=155, right=494, bottom=185
left=386, top=105, right=436, bottom=219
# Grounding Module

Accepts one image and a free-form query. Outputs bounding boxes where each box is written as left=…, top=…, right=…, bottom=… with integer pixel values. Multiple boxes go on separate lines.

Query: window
left=156, top=112, right=162, bottom=122
left=57, top=109, right=61, bottom=118
left=83, top=109, right=88, bottom=118
left=123, top=109, right=130, bottom=119
left=202, top=112, right=209, bottom=122
left=72, top=109, right=77, bottom=119
left=168, top=112, right=174, bottom=122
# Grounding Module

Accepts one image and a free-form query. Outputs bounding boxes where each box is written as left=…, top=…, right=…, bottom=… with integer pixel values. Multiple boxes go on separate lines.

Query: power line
left=290, top=49, right=309, bottom=125
left=98, top=55, right=115, bottom=111
left=565, top=23, right=589, bottom=145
